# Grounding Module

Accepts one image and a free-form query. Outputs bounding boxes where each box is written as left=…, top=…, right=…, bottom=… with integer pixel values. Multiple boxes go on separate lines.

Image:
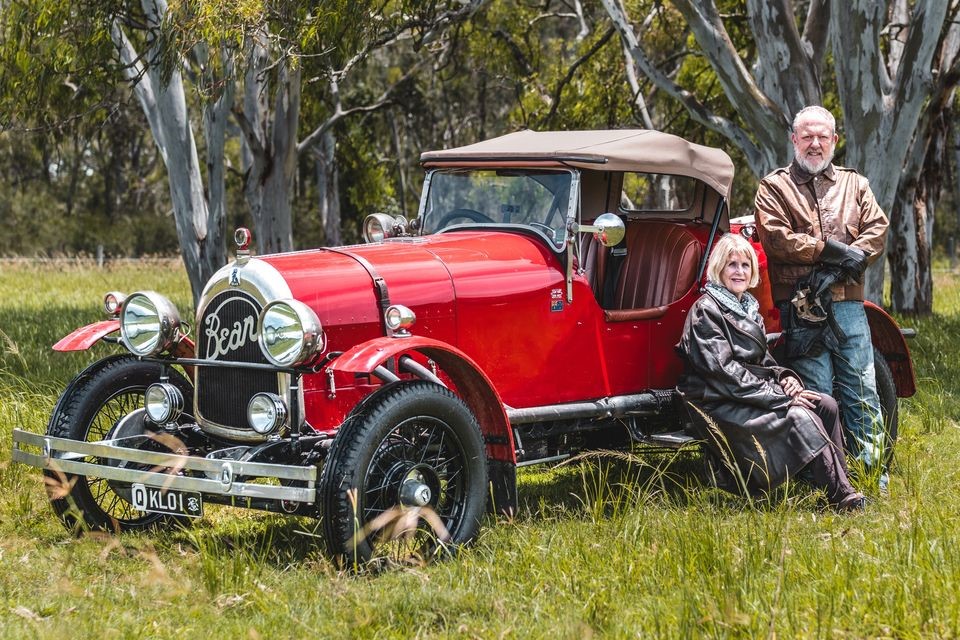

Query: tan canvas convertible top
left=420, top=129, right=735, bottom=199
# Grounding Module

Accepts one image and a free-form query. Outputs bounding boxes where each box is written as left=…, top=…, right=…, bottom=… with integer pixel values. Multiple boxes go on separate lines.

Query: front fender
left=331, top=336, right=515, bottom=464
left=864, top=300, right=916, bottom=398
left=52, top=321, right=196, bottom=380
left=52, top=320, right=120, bottom=351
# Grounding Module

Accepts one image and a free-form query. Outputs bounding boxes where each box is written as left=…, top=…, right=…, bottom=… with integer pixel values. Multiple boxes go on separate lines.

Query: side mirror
left=573, top=212, right=625, bottom=247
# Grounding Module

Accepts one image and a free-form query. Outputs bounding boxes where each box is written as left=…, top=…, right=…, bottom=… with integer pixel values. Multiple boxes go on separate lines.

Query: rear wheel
left=319, top=381, right=488, bottom=568
left=45, top=355, right=193, bottom=533
left=873, top=350, right=898, bottom=464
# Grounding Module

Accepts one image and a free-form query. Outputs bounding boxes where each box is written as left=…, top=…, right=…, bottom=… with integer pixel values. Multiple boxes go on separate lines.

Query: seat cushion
left=611, top=222, right=701, bottom=310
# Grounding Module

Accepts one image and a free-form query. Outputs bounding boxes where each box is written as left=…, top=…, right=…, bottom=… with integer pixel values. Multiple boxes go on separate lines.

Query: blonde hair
left=706, top=233, right=760, bottom=288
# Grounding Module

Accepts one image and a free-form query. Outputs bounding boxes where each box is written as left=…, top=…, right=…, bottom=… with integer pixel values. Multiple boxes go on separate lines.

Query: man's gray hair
left=792, top=106, right=836, bottom=133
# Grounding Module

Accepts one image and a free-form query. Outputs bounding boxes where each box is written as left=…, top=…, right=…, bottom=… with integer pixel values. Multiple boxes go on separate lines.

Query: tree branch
left=542, top=27, right=616, bottom=126
left=601, top=0, right=768, bottom=175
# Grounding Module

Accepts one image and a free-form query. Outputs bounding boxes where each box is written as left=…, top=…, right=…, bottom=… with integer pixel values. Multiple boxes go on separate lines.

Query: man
left=755, top=105, right=889, bottom=486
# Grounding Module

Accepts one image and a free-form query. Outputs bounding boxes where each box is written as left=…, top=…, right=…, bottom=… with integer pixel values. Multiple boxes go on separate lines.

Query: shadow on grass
left=514, top=445, right=824, bottom=525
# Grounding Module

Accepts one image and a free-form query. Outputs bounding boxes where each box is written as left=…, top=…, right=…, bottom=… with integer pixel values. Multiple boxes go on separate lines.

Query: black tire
left=873, top=349, right=898, bottom=464
left=45, top=355, right=194, bottom=533
left=319, top=381, right=488, bottom=568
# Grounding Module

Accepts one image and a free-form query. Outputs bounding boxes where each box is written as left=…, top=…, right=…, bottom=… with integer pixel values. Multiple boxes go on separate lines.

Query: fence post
left=97, top=244, right=104, bottom=268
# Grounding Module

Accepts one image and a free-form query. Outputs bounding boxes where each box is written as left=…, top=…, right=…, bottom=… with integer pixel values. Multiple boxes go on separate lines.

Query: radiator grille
left=195, top=290, right=279, bottom=430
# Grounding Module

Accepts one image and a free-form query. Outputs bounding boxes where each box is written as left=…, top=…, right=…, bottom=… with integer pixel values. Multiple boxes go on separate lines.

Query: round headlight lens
left=362, top=212, right=402, bottom=243
left=257, top=299, right=325, bottom=367
left=363, top=214, right=387, bottom=243
left=120, top=292, right=182, bottom=356
left=144, top=382, right=184, bottom=425
left=248, top=392, right=287, bottom=435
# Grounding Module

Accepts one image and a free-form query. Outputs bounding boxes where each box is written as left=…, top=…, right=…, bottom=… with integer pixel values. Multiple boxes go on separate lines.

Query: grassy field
left=1, top=259, right=958, bottom=639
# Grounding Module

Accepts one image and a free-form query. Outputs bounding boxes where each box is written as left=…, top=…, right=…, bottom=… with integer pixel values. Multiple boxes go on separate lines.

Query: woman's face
left=719, top=251, right=752, bottom=298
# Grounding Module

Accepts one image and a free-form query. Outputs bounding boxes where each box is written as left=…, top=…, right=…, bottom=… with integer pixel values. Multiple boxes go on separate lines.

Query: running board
left=634, top=430, right=700, bottom=449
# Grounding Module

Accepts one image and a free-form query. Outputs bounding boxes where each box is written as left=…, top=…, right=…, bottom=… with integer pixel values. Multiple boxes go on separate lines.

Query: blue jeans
left=785, top=301, right=885, bottom=469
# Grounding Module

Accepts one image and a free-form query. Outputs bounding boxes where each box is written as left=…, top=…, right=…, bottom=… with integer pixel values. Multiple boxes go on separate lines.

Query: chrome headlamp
left=247, top=392, right=288, bottom=435
left=144, top=382, right=184, bottom=425
left=120, top=292, right=182, bottom=356
left=363, top=213, right=406, bottom=243
left=257, top=299, right=325, bottom=367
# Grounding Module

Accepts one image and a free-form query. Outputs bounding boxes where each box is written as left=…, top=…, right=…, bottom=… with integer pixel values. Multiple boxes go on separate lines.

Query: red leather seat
left=605, top=222, right=701, bottom=321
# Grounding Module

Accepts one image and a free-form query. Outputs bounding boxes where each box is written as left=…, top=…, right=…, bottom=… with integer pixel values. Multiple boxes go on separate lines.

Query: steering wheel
left=436, top=208, right=494, bottom=228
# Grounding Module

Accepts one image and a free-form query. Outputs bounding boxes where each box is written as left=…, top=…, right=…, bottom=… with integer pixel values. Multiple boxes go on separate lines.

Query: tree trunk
left=198, top=46, right=233, bottom=275
left=238, top=32, right=297, bottom=255
left=259, top=62, right=299, bottom=253
left=888, top=108, right=950, bottom=314
left=316, top=129, right=341, bottom=246
left=832, top=0, right=951, bottom=307
left=111, top=2, right=214, bottom=307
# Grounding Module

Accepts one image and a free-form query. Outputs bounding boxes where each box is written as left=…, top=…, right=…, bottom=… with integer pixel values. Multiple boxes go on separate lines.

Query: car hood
left=254, top=230, right=560, bottom=346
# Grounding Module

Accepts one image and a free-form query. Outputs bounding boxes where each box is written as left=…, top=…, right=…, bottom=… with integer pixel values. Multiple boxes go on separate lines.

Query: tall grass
left=1, top=261, right=960, bottom=638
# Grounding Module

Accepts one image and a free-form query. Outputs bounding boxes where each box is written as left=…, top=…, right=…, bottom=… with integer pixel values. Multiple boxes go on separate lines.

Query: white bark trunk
left=111, top=1, right=214, bottom=306
left=832, top=0, right=951, bottom=305
left=259, top=62, right=299, bottom=253
left=198, top=45, right=232, bottom=279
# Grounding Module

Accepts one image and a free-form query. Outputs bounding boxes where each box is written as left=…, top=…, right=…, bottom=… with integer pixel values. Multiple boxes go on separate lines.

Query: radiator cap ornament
left=235, top=227, right=252, bottom=265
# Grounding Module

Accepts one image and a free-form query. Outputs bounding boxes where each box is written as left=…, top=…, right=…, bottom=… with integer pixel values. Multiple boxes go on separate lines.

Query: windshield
left=418, top=169, right=576, bottom=249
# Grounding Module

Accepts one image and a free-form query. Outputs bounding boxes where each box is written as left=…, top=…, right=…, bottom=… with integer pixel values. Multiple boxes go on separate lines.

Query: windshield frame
left=416, top=167, right=580, bottom=252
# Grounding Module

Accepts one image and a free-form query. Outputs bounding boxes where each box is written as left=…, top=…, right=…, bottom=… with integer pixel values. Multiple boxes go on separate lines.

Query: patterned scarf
left=705, top=282, right=762, bottom=325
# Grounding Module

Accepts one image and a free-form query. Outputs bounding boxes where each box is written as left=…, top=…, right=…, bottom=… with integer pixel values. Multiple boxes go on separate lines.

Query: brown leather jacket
left=755, top=161, right=888, bottom=302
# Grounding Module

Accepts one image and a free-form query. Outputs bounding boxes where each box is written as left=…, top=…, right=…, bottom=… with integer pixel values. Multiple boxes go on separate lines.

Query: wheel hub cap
left=400, top=476, right=432, bottom=507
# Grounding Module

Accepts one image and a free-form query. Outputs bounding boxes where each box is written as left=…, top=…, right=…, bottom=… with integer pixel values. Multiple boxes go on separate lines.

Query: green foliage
left=0, top=0, right=123, bottom=127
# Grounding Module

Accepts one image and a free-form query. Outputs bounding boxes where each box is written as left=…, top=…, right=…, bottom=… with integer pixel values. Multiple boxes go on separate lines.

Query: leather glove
left=819, top=238, right=868, bottom=280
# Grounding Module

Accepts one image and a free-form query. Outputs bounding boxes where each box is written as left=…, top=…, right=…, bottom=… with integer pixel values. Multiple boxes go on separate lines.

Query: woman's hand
left=781, top=376, right=804, bottom=397
left=788, top=389, right=821, bottom=409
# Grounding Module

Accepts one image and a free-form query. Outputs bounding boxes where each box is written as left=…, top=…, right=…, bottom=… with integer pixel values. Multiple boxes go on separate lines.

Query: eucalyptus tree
left=1, top=0, right=487, bottom=304
left=603, top=0, right=960, bottom=313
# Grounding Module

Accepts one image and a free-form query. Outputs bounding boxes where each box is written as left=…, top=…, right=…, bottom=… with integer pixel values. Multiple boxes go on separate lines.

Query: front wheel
left=45, top=355, right=194, bottom=533
left=319, top=381, right=488, bottom=568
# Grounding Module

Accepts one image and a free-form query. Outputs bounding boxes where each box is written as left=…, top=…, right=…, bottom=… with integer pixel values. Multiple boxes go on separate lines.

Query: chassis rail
left=11, top=429, right=318, bottom=504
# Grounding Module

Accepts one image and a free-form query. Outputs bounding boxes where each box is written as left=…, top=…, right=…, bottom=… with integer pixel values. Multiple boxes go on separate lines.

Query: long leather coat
left=676, top=291, right=829, bottom=493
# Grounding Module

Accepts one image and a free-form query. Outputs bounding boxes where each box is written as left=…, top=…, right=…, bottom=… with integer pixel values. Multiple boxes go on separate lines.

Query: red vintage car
left=12, top=130, right=915, bottom=565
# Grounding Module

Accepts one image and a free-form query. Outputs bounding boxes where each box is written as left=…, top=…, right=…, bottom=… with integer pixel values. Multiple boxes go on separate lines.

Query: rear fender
left=864, top=300, right=916, bottom=398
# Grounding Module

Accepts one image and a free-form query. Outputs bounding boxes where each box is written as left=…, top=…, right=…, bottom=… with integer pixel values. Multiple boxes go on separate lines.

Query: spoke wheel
left=320, top=381, right=487, bottom=568
left=45, top=355, right=193, bottom=533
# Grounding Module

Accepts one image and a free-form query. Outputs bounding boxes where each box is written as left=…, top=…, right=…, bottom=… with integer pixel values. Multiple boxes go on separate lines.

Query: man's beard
left=794, top=147, right=833, bottom=174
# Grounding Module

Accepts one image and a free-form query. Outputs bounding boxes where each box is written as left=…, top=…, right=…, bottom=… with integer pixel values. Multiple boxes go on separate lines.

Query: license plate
left=131, top=483, right=203, bottom=518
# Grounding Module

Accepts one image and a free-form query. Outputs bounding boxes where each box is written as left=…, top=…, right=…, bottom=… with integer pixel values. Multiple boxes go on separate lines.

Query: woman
left=676, top=233, right=864, bottom=510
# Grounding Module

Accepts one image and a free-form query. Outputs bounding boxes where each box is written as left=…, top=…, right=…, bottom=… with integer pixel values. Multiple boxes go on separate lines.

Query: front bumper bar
left=12, top=429, right=317, bottom=504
